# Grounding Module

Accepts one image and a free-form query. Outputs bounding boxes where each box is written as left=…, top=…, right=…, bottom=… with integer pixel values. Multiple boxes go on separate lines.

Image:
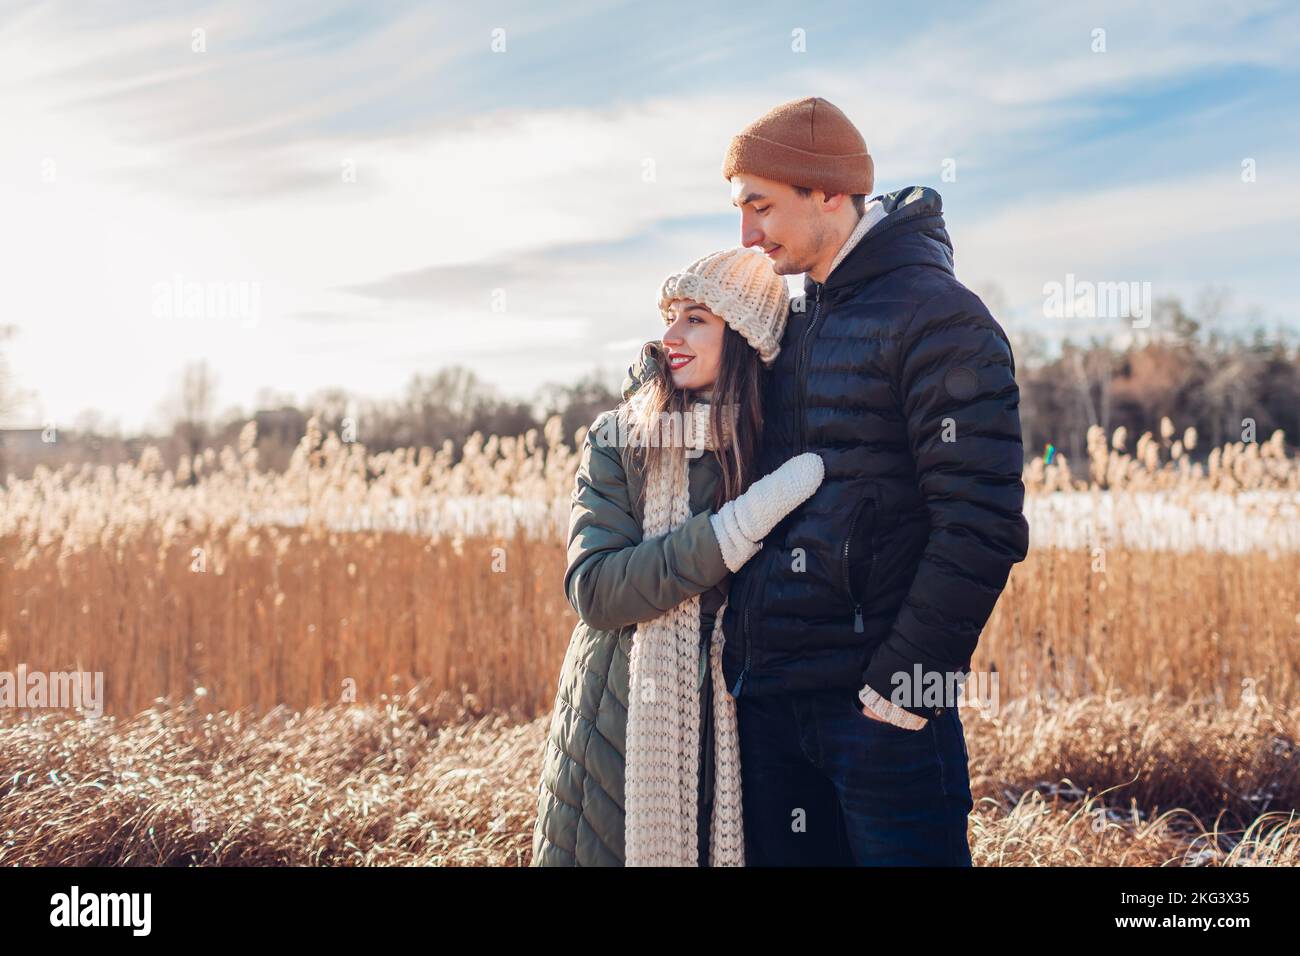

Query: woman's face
left=662, top=298, right=725, bottom=391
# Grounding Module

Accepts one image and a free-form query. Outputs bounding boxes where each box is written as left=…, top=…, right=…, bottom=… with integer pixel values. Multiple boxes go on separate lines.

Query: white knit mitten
left=709, top=452, right=825, bottom=572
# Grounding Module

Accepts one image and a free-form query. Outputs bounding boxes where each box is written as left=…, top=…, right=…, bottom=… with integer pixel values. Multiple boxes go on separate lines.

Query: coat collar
left=803, top=185, right=954, bottom=300
left=622, top=340, right=663, bottom=401
left=823, top=197, right=888, bottom=280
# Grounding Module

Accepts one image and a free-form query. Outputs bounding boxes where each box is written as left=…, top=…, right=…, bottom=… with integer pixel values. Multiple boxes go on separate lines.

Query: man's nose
left=740, top=214, right=763, bottom=249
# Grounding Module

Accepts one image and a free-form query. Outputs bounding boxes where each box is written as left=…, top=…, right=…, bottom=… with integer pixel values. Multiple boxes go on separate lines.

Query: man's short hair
left=793, top=185, right=866, bottom=216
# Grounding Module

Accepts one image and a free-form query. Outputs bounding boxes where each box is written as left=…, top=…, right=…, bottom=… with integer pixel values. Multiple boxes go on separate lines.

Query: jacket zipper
left=729, top=524, right=775, bottom=698
left=840, top=493, right=880, bottom=634
left=867, top=537, right=878, bottom=631
left=730, top=605, right=752, bottom=697
left=841, top=499, right=867, bottom=633
left=731, top=285, right=823, bottom=698
left=794, top=283, right=823, bottom=455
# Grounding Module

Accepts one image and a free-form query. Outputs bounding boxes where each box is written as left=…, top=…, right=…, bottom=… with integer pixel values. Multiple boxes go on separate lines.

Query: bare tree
left=157, top=359, right=220, bottom=469
left=0, top=324, right=34, bottom=427
left=535, top=370, right=619, bottom=449
left=401, top=366, right=494, bottom=449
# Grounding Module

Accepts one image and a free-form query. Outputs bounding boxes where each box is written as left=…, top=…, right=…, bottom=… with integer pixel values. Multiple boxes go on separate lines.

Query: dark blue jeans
left=736, top=687, right=974, bottom=866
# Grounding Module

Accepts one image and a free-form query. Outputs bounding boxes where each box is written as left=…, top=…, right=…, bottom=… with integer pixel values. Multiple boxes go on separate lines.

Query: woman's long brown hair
left=624, top=327, right=765, bottom=514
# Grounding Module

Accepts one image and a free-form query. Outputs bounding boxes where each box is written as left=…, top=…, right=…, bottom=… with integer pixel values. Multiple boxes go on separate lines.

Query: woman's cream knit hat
left=658, top=247, right=789, bottom=366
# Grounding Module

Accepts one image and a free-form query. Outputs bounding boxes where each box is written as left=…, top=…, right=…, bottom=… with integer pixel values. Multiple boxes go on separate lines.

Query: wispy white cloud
left=953, top=162, right=1300, bottom=338
left=1, top=0, right=1296, bottom=430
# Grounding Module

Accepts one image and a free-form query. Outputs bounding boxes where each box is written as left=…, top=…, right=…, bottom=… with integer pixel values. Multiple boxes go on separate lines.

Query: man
left=719, top=96, right=1030, bottom=865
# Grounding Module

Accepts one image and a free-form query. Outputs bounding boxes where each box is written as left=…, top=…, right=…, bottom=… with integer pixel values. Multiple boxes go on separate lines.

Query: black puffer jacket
left=720, top=185, right=1030, bottom=722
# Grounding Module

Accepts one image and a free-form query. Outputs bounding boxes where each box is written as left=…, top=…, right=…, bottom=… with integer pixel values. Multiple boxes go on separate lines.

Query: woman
left=531, top=246, right=825, bottom=866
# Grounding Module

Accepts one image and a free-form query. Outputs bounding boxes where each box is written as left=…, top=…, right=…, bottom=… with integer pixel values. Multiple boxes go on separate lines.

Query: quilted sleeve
left=563, top=411, right=730, bottom=631
left=860, top=288, right=1030, bottom=721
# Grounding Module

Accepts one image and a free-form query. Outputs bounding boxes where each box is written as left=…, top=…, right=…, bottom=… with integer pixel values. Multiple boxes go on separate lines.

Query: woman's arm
left=563, top=411, right=729, bottom=631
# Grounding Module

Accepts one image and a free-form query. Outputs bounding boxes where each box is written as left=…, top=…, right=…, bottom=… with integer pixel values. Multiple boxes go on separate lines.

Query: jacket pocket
left=838, top=487, right=878, bottom=634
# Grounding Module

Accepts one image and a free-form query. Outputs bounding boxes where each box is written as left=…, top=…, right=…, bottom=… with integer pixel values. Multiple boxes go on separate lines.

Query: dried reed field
left=1, top=416, right=1297, bottom=865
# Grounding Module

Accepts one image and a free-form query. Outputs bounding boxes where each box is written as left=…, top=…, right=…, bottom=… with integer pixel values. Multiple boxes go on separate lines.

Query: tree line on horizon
left=1, top=293, right=1297, bottom=481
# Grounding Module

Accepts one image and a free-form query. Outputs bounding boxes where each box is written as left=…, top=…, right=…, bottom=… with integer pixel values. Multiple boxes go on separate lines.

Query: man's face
left=730, top=172, right=836, bottom=276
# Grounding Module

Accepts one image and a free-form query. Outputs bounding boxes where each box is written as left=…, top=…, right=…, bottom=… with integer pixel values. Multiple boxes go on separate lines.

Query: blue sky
left=2, top=0, right=1298, bottom=432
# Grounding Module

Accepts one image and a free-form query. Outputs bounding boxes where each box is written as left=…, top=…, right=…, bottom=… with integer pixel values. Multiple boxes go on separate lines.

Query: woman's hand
left=709, top=452, right=825, bottom=572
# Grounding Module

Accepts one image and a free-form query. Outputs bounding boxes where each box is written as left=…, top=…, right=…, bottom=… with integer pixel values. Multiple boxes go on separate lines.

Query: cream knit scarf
left=617, top=391, right=745, bottom=866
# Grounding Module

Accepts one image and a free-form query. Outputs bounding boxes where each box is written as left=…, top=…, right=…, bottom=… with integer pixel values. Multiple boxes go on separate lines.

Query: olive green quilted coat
left=530, top=364, right=731, bottom=866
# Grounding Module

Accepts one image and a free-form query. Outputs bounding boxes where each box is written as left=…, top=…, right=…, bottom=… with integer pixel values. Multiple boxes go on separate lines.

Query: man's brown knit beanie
left=722, top=96, right=874, bottom=196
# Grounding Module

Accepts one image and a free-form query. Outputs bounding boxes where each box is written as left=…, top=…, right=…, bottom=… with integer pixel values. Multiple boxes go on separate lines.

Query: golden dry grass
left=2, top=533, right=1294, bottom=719
left=0, top=416, right=1297, bottom=865
left=1, top=527, right=571, bottom=717
left=2, top=691, right=1296, bottom=866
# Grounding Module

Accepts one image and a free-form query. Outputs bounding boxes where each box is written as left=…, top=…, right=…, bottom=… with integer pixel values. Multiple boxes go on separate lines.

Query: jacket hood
left=620, top=339, right=721, bottom=405
left=804, top=185, right=954, bottom=297
left=621, top=340, right=664, bottom=401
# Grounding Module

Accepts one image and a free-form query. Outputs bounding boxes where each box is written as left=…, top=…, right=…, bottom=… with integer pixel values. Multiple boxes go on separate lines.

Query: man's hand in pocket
left=859, top=686, right=929, bottom=730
